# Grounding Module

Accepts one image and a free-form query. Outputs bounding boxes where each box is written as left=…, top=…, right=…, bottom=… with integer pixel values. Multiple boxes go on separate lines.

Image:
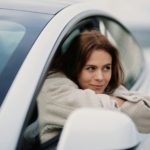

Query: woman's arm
left=110, top=96, right=126, bottom=107
left=38, top=72, right=120, bottom=113
left=112, top=85, right=150, bottom=134
left=37, top=73, right=120, bottom=143
left=37, top=73, right=120, bottom=126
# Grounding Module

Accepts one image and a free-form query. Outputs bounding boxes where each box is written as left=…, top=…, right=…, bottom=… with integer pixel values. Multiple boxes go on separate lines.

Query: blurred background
left=66, top=0, right=150, bottom=50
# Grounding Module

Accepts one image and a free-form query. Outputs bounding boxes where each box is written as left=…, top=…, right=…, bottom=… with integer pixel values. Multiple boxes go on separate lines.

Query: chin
left=94, top=91, right=103, bottom=94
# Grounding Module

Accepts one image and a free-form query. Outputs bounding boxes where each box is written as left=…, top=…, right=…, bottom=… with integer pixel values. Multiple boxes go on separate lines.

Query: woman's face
left=77, top=50, right=112, bottom=94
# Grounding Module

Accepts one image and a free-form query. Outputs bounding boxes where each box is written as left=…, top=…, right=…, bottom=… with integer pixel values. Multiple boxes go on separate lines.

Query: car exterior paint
left=0, top=1, right=150, bottom=150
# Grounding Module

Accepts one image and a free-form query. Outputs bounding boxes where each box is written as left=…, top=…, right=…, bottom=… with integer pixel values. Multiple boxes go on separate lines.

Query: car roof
left=0, top=0, right=74, bottom=14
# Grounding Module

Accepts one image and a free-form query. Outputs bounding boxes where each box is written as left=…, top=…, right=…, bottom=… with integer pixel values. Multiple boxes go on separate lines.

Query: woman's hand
left=110, top=96, right=126, bottom=107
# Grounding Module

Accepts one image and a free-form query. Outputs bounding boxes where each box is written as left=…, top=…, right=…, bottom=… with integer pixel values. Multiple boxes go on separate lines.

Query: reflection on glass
left=99, top=18, right=142, bottom=89
left=0, top=21, right=26, bottom=75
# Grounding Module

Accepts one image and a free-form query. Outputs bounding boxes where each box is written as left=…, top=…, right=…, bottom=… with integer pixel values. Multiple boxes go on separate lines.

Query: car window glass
left=0, top=20, right=26, bottom=75
left=61, top=29, right=80, bottom=54
left=0, top=9, right=52, bottom=106
left=99, top=21, right=106, bottom=35
left=99, top=18, right=143, bottom=89
left=55, top=17, right=99, bottom=58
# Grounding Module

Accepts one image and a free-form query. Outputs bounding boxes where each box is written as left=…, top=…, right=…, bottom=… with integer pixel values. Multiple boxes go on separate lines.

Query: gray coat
left=25, top=72, right=150, bottom=144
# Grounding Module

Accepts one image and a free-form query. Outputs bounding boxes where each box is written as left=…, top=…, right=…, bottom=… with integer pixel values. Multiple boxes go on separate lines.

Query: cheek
left=77, top=71, right=91, bottom=87
left=105, top=72, right=112, bottom=83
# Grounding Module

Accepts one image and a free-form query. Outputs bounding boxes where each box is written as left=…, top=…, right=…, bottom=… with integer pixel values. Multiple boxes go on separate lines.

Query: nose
left=94, top=70, right=104, bottom=81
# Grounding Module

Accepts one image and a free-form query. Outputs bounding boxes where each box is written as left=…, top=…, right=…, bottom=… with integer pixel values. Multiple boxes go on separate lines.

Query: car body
left=0, top=0, right=150, bottom=149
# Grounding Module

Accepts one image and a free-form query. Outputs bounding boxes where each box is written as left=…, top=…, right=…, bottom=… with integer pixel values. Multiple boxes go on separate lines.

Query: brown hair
left=50, top=30, right=124, bottom=94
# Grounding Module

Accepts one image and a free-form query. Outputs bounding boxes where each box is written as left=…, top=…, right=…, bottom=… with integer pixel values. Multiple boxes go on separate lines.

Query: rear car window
left=99, top=18, right=143, bottom=89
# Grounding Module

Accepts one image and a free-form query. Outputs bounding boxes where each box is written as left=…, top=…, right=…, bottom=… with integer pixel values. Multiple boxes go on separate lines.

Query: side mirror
left=57, top=108, right=140, bottom=150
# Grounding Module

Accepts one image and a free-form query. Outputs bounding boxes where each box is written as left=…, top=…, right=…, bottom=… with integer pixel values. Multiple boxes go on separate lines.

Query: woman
left=37, top=30, right=150, bottom=144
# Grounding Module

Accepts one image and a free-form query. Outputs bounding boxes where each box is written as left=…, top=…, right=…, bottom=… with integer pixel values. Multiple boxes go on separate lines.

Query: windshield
left=0, top=21, right=26, bottom=74
left=0, top=9, right=53, bottom=106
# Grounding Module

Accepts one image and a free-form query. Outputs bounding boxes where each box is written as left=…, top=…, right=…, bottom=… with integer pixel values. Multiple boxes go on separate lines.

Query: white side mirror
left=57, top=108, right=140, bottom=150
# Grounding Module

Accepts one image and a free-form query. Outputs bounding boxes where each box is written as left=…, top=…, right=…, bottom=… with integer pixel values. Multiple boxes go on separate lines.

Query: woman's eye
left=86, top=67, right=95, bottom=71
left=103, top=66, right=111, bottom=71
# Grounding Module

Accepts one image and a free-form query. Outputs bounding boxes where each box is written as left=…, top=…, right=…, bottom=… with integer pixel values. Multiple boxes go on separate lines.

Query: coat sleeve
left=112, top=85, right=150, bottom=133
left=37, top=73, right=119, bottom=128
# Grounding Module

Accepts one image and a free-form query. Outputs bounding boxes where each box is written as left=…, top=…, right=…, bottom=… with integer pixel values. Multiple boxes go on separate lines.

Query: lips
left=90, top=84, right=103, bottom=90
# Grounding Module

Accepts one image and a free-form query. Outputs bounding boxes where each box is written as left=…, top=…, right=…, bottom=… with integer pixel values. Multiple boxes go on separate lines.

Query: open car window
left=23, top=16, right=144, bottom=150
left=22, top=16, right=100, bottom=150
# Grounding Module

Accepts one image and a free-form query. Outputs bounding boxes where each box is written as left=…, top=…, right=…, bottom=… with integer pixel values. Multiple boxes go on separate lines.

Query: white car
left=0, top=0, right=150, bottom=149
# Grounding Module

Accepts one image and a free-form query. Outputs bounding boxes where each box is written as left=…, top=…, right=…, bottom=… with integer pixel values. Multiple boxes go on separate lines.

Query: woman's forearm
left=110, top=96, right=126, bottom=107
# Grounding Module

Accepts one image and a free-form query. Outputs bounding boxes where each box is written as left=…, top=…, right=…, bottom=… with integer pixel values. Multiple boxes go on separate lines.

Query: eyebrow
left=85, top=63, right=112, bottom=67
left=103, top=63, right=112, bottom=66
